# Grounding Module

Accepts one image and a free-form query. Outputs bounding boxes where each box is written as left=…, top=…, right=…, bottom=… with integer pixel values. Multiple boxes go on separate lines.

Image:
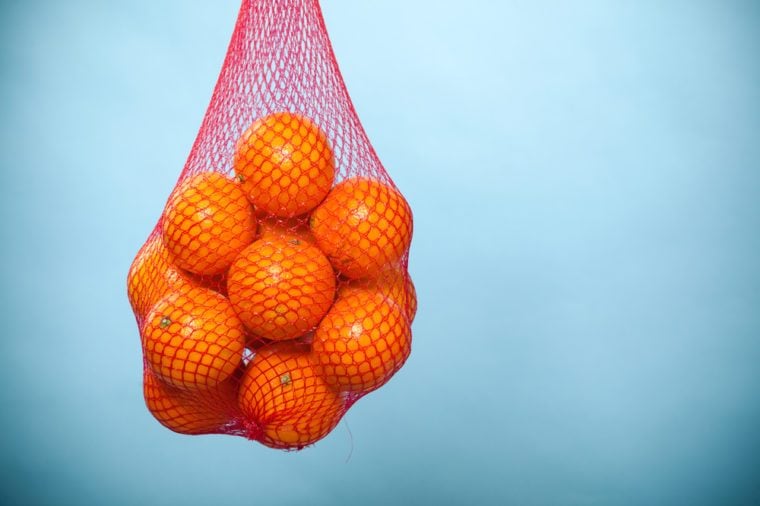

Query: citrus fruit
left=143, top=368, right=236, bottom=435
left=142, top=287, right=245, bottom=389
left=127, top=234, right=193, bottom=321
left=338, top=268, right=417, bottom=323
left=162, top=172, right=257, bottom=276
left=233, top=112, right=334, bottom=218
left=309, top=177, right=412, bottom=279
left=128, top=233, right=231, bottom=317
left=312, top=288, right=411, bottom=393
left=227, top=235, right=336, bottom=341
left=238, top=341, right=345, bottom=449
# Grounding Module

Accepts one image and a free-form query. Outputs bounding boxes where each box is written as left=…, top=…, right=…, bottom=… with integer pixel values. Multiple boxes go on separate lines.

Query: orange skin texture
left=312, top=288, right=411, bottom=394
left=233, top=112, right=335, bottom=218
left=231, top=216, right=310, bottom=347
left=338, top=268, right=417, bottom=324
left=310, top=177, right=413, bottom=279
left=162, top=172, right=257, bottom=276
left=142, top=287, right=245, bottom=389
left=238, top=341, right=346, bottom=449
left=127, top=234, right=194, bottom=321
left=227, top=236, right=336, bottom=341
left=143, top=368, right=237, bottom=435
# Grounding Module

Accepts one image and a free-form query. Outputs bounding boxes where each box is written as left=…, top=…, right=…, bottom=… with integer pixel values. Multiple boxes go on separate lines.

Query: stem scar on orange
left=338, top=268, right=417, bottom=324
left=238, top=341, right=346, bottom=449
left=227, top=235, right=336, bottom=341
left=143, top=368, right=237, bottom=435
left=142, top=287, right=245, bottom=389
left=162, top=172, right=257, bottom=276
left=233, top=112, right=335, bottom=218
left=312, top=288, right=411, bottom=394
left=127, top=233, right=194, bottom=322
left=309, top=177, right=412, bottom=279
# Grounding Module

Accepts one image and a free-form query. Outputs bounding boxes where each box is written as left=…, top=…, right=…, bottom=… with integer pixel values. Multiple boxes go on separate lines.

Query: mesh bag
left=127, top=0, right=415, bottom=450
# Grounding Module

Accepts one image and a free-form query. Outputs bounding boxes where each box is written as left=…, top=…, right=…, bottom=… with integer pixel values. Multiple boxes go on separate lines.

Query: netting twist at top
left=127, top=0, right=415, bottom=450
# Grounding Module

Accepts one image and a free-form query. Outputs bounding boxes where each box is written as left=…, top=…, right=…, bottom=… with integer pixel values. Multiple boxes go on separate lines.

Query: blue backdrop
left=1, top=1, right=759, bottom=504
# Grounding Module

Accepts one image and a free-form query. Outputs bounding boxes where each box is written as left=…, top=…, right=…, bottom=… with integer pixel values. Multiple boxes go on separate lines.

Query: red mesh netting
left=127, top=0, right=415, bottom=450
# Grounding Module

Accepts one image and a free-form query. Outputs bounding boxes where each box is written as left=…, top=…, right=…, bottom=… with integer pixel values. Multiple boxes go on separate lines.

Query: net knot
left=241, top=419, right=263, bottom=441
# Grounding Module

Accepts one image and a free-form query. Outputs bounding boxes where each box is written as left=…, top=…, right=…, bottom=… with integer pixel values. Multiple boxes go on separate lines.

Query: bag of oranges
left=127, top=0, right=415, bottom=450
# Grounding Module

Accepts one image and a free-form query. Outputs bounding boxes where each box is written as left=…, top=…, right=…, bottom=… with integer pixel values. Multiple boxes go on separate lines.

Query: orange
left=312, top=288, right=411, bottom=394
left=142, top=287, right=245, bottom=389
left=162, top=172, right=257, bottom=276
left=227, top=236, right=336, bottom=341
left=127, top=233, right=193, bottom=321
left=127, top=233, right=232, bottom=320
left=310, top=177, right=412, bottom=279
left=338, top=268, right=417, bottom=324
left=257, top=216, right=315, bottom=245
left=233, top=112, right=334, bottom=218
left=143, top=368, right=236, bottom=435
left=238, top=341, right=345, bottom=449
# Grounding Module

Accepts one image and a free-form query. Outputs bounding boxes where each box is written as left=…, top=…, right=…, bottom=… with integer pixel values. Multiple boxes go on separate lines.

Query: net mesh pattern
left=127, top=0, right=415, bottom=450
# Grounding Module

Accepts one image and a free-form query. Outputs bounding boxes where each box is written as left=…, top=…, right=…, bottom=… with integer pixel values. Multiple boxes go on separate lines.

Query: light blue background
left=2, top=1, right=759, bottom=504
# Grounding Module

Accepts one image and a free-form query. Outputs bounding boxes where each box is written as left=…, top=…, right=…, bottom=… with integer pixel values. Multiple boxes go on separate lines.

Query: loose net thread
left=128, top=0, right=415, bottom=450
